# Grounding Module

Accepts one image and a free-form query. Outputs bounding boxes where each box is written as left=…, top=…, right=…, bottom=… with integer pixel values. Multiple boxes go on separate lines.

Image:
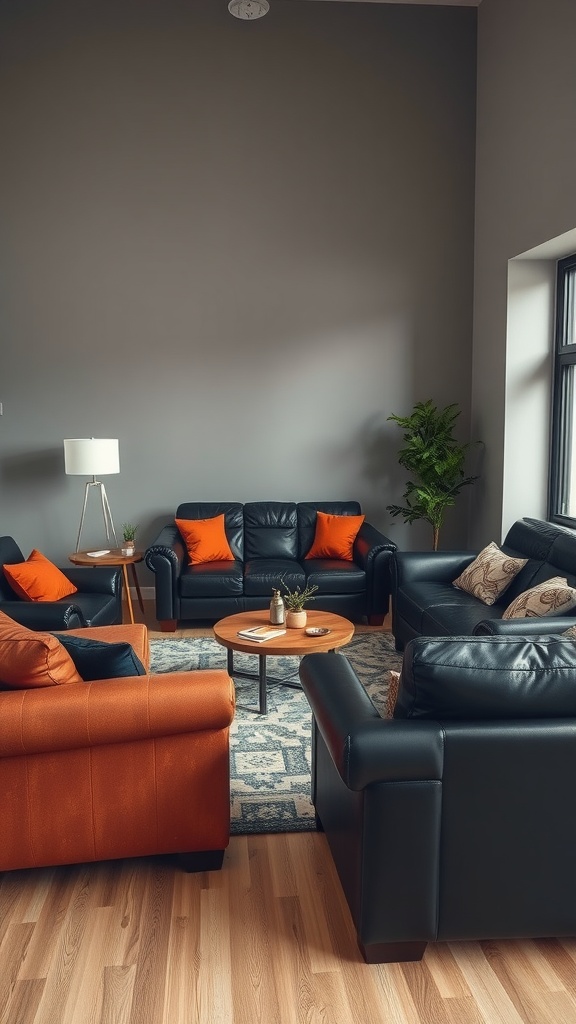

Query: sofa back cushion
left=498, top=517, right=576, bottom=603
left=297, top=501, right=362, bottom=560
left=243, top=502, right=298, bottom=561
left=395, top=635, right=576, bottom=720
left=176, top=502, right=244, bottom=560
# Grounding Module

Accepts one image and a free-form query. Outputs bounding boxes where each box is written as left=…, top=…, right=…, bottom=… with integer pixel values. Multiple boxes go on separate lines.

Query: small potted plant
left=280, top=580, right=319, bottom=628
left=121, top=522, right=138, bottom=556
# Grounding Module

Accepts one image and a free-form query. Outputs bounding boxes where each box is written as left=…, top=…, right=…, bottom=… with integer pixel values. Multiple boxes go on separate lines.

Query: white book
left=237, top=625, right=287, bottom=642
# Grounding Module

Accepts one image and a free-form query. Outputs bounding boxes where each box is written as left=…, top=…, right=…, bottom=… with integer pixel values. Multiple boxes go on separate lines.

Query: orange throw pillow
left=306, top=511, right=365, bottom=561
left=0, top=610, right=82, bottom=688
left=3, top=549, right=78, bottom=602
left=175, top=515, right=234, bottom=565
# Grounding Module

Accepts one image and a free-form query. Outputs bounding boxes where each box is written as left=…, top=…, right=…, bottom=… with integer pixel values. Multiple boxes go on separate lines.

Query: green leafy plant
left=280, top=580, right=319, bottom=611
left=121, top=522, right=139, bottom=542
left=386, top=400, right=479, bottom=550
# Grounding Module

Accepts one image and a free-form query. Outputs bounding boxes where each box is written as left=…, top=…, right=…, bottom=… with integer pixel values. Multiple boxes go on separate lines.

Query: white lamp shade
left=64, top=438, right=120, bottom=476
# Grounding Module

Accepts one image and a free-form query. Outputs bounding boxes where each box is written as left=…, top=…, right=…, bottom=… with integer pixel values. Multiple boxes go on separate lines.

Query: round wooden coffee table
left=213, top=609, right=354, bottom=714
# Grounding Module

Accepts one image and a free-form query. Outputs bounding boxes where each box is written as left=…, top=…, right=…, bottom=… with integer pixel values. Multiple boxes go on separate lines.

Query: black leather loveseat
left=0, top=536, right=123, bottom=629
left=300, top=634, right=576, bottom=963
left=392, top=517, right=576, bottom=650
left=145, top=501, right=396, bottom=630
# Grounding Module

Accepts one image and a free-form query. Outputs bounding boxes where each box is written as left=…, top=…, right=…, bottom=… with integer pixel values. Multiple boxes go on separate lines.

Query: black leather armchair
left=300, top=635, right=576, bottom=963
left=0, top=536, right=123, bottom=629
left=146, top=500, right=396, bottom=630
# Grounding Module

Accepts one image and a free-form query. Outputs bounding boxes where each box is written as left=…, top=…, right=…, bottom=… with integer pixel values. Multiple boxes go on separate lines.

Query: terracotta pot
left=286, top=609, right=307, bottom=629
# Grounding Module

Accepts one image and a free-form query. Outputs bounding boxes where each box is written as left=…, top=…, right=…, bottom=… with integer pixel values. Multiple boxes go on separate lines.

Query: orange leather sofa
left=0, top=623, right=235, bottom=873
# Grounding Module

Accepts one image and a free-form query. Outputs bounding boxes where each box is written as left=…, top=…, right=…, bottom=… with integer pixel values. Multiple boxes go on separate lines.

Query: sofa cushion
left=502, top=577, right=576, bottom=619
left=3, top=549, right=78, bottom=602
left=176, top=515, right=234, bottom=565
left=243, top=502, right=298, bottom=561
left=306, top=511, right=365, bottom=561
left=179, top=561, right=244, bottom=599
left=395, top=635, right=576, bottom=720
left=0, top=611, right=82, bottom=689
left=54, top=634, right=147, bottom=680
left=452, top=542, right=528, bottom=606
left=244, top=559, right=304, bottom=597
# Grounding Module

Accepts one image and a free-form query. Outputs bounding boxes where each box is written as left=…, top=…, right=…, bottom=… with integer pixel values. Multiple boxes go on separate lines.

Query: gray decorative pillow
left=502, top=577, right=576, bottom=620
left=452, top=541, right=528, bottom=606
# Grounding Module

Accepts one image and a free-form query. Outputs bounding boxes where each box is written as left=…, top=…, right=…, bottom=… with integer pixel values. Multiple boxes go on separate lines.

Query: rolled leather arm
left=64, top=566, right=122, bottom=595
left=474, top=616, right=576, bottom=636
left=299, top=652, right=444, bottom=790
left=145, top=524, right=185, bottom=620
left=354, top=523, right=397, bottom=619
left=0, top=670, right=235, bottom=758
left=393, top=550, right=477, bottom=587
left=0, top=601, right=85, bottom=630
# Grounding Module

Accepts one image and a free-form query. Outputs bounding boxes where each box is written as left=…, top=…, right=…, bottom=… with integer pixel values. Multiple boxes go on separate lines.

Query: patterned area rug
left=149, top=632, right=403, bottom=836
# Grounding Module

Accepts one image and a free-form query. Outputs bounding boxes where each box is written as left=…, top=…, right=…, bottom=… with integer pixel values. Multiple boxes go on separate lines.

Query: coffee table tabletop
left=213, top=609, right=354, bottom=714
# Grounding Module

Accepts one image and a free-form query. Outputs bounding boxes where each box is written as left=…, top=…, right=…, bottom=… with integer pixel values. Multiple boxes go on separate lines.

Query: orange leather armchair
left=0, top=625, right=235, bottom=873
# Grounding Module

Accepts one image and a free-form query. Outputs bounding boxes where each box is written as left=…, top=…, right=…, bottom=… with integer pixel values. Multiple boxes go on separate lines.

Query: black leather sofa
left=300, top=634, right=576, bottom=963
left=392, top=517, right=576, bottom=650
left=145, top=501, right=396, bottom=630
left=0, top=536, right=123, bottom=629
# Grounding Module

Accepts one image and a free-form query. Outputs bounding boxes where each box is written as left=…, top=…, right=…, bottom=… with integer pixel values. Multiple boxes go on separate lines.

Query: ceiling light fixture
left=228, top=0, right=269, bottom=20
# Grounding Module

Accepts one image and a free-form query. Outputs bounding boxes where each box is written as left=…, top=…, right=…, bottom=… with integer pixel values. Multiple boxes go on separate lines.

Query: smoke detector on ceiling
left=228, top=0, right=270, bottom=19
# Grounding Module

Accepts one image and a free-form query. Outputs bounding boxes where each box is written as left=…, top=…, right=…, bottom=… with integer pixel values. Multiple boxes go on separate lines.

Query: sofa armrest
left=145, top=524, right=186, bottom=620
left=393, top=550, right=477, bottom=588
left=0, top=601, right=86, bottom=630
left=64, top=566, right=122, bottom=596
left=474, top=616, right=576, bottom=636
left=299, top=653, right=443, bottom=789
left=354, top=523, right=397, bottom=620
left=0, top=670, right=235, bottom=758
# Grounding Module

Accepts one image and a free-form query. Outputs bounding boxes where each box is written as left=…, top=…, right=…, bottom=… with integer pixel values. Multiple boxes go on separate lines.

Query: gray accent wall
left=0, top=0, right=477, bottom=572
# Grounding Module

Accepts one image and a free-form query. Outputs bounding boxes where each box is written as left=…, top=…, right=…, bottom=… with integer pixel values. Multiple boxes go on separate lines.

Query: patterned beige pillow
left=561, top=625, right=576, bottom=639
left=385, top=670, right=401, bottom=719
left=502, top=576, right=576, bottom=619
left=452, top=541, right=528, bottom=606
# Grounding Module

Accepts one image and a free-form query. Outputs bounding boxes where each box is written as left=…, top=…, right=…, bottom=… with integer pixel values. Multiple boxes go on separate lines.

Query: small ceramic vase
left=286, top=609, right=307, bottom=629
left=122, top=544, right=135, bottom=556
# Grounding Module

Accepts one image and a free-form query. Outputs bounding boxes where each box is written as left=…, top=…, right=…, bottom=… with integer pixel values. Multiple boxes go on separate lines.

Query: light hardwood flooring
left=2, top=603, right=575, bottom=1023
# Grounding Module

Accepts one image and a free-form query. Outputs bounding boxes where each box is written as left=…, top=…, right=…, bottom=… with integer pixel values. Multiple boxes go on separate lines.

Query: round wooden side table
left=68, top=549, right=145, bottom=625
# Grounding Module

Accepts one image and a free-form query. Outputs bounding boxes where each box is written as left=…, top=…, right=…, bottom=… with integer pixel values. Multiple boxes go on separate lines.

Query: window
left=550, top=253, right=576, bottom=524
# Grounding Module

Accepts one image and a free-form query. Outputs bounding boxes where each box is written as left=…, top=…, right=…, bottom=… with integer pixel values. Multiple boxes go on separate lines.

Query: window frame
left=549, top=252, right=576, bottom=527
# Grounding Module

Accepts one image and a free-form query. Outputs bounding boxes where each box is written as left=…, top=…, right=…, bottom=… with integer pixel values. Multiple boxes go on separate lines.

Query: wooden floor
left=2, top=833, right=576, bottom=1024
left=2, top=603, right=576, bottom=1023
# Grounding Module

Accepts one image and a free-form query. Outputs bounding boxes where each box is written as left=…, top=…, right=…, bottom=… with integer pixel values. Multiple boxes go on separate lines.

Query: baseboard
left=128, top=585, right=155, bottom=600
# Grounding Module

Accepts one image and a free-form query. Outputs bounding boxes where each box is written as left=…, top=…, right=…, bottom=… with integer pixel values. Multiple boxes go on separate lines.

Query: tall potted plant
left=386, top=400, right=479, bottom=550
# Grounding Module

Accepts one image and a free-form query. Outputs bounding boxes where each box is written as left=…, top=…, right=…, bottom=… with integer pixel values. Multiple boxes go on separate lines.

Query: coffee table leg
left=224, top=648, right=267, bottom=714
left=259, top=654, right=267, bottom=716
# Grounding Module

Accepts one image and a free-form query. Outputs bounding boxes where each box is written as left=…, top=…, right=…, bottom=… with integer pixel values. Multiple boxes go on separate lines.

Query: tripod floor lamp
left=64, top=438, right=120, bottom=552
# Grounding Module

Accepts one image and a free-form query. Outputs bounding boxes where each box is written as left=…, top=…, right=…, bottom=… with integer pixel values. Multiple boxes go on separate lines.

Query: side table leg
left=259, top=654, right=267, bottom=715
left=122, top=564, right=135, bottom=624
left=227, top=650, right=234, bottom=675
left=131, top=563, right=145, bottom=614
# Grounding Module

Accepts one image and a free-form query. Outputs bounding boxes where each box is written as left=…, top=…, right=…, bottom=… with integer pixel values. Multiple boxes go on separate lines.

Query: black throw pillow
left=53, top=634, right=146, bottom=681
